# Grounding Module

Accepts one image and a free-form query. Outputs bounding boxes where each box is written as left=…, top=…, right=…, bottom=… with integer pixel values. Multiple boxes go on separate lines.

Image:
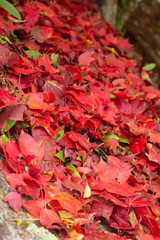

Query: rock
left=97, top=0, right=160, bottom=83
left=122, top=0, right=160, bottom=83
left=0, top=172, right=57, bottom=240
left=96, top=0, right=118, bottom=25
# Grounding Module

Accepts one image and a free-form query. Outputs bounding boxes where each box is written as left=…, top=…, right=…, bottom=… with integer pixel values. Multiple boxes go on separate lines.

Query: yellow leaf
left=128, top=211, right=138, bottom=227
left=58, top=210, right=73, bottom=219
left=105, top=46, right=119, bottom=56
left=83, top=183, right=91, bottom=199
left=4, top=36, right=12, bottom=45
left=70, top=229, right=77, bottom=237
left=17, top=219, right=22, bottom=226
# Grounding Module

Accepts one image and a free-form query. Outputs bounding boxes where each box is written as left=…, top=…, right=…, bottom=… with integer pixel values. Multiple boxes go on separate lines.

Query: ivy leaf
left=56, top=130, right=64, bottom=142
left=142, top=63, right=156, bottom=71
left=55, top=151, right=65, bottom=162
left=0, top=0, right=21, bottom=20
left=3, top=119, right=16, bottom=132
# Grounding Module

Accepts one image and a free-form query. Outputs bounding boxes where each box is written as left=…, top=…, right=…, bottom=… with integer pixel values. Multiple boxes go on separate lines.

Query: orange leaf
left=54, top=193, right=82, bottom=214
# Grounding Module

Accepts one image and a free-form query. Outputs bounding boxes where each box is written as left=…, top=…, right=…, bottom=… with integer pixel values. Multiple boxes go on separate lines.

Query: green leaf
left=25, top=50, right=41, bottom=59
left=118, top=137, right=130, bottom=144
left=104, top=134, right=130, bottom=144
left=80, top=72, right=87, bottom=78
left=110, top=93, right=116, bottom=99
left=0, top=0, right=21, bottom=20
left=121, top=0, right=128, bottom=10
left=40, top=11, right=45, bottom=15
left=76, top=155, right=82, bottom=161
left=20, top=122, right=30, bottom=129
left=56, top=130, right=64, bottom=142
left=1, top=135, right=9, bottom=145
left=55, top=151, right=65, bottom=162
left=142, top=63, right=156, bottom=71
left=66, top=164, right=76, bottom=171
left=51, top=53, right=59, bottom=68
left=94, top=148, right=100, bottom=153
left=4, top=119, right=16, bottom=132
left=88, top=11, right=92, bottom=15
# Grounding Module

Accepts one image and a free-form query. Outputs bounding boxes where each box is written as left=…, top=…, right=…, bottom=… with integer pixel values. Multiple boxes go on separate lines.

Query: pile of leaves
left=0, top=0, right=160, bottom=239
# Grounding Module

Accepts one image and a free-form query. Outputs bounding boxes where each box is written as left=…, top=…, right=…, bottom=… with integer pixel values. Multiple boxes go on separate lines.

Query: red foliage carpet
left=0, top=1, right=160, bottom=239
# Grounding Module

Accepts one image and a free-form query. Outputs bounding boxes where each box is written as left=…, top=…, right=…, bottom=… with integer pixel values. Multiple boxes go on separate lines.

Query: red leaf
left=2, top=140, right=25, bottom=172
left=78, top=52, right=94, bottom=66
left=91, top=200, right=114, bottom=221
left=24, top=2, right=40, bottom=33
left=44, top=80, right=65, bottom=105
left=6, top=173, right=25, bottom=191
left=129, top=136, right=146, bottom=154
left=3, top=192, right=23, bottom=214
left=40, top=209, right=61, bottom=226
left=38, top=54, right=58, bottom=73
left=0, top=104, right=26, bottom=131
left=67, top=131, right=96, bottom=151
left=0, top=88, right=17, bottom=108
left=0, top=44, right=10, bottom=65
left=125, top=192, right=155, bottom=207
left=43, top=92, right=56, bottom=103
left=24, top=92, right=49, bottom=110
left=23, top=199, right=47, bottom=218
left=18, top=131, right=45, bottom=160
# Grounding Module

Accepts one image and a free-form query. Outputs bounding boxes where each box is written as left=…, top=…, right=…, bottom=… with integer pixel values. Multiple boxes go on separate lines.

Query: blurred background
left=97, top=0, right=160, bottom=84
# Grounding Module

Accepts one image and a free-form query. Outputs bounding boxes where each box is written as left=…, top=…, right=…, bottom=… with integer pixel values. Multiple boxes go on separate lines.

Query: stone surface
left=96, top=0, right=118, bottom=25
left=0, top=171, right=57, bottom=240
